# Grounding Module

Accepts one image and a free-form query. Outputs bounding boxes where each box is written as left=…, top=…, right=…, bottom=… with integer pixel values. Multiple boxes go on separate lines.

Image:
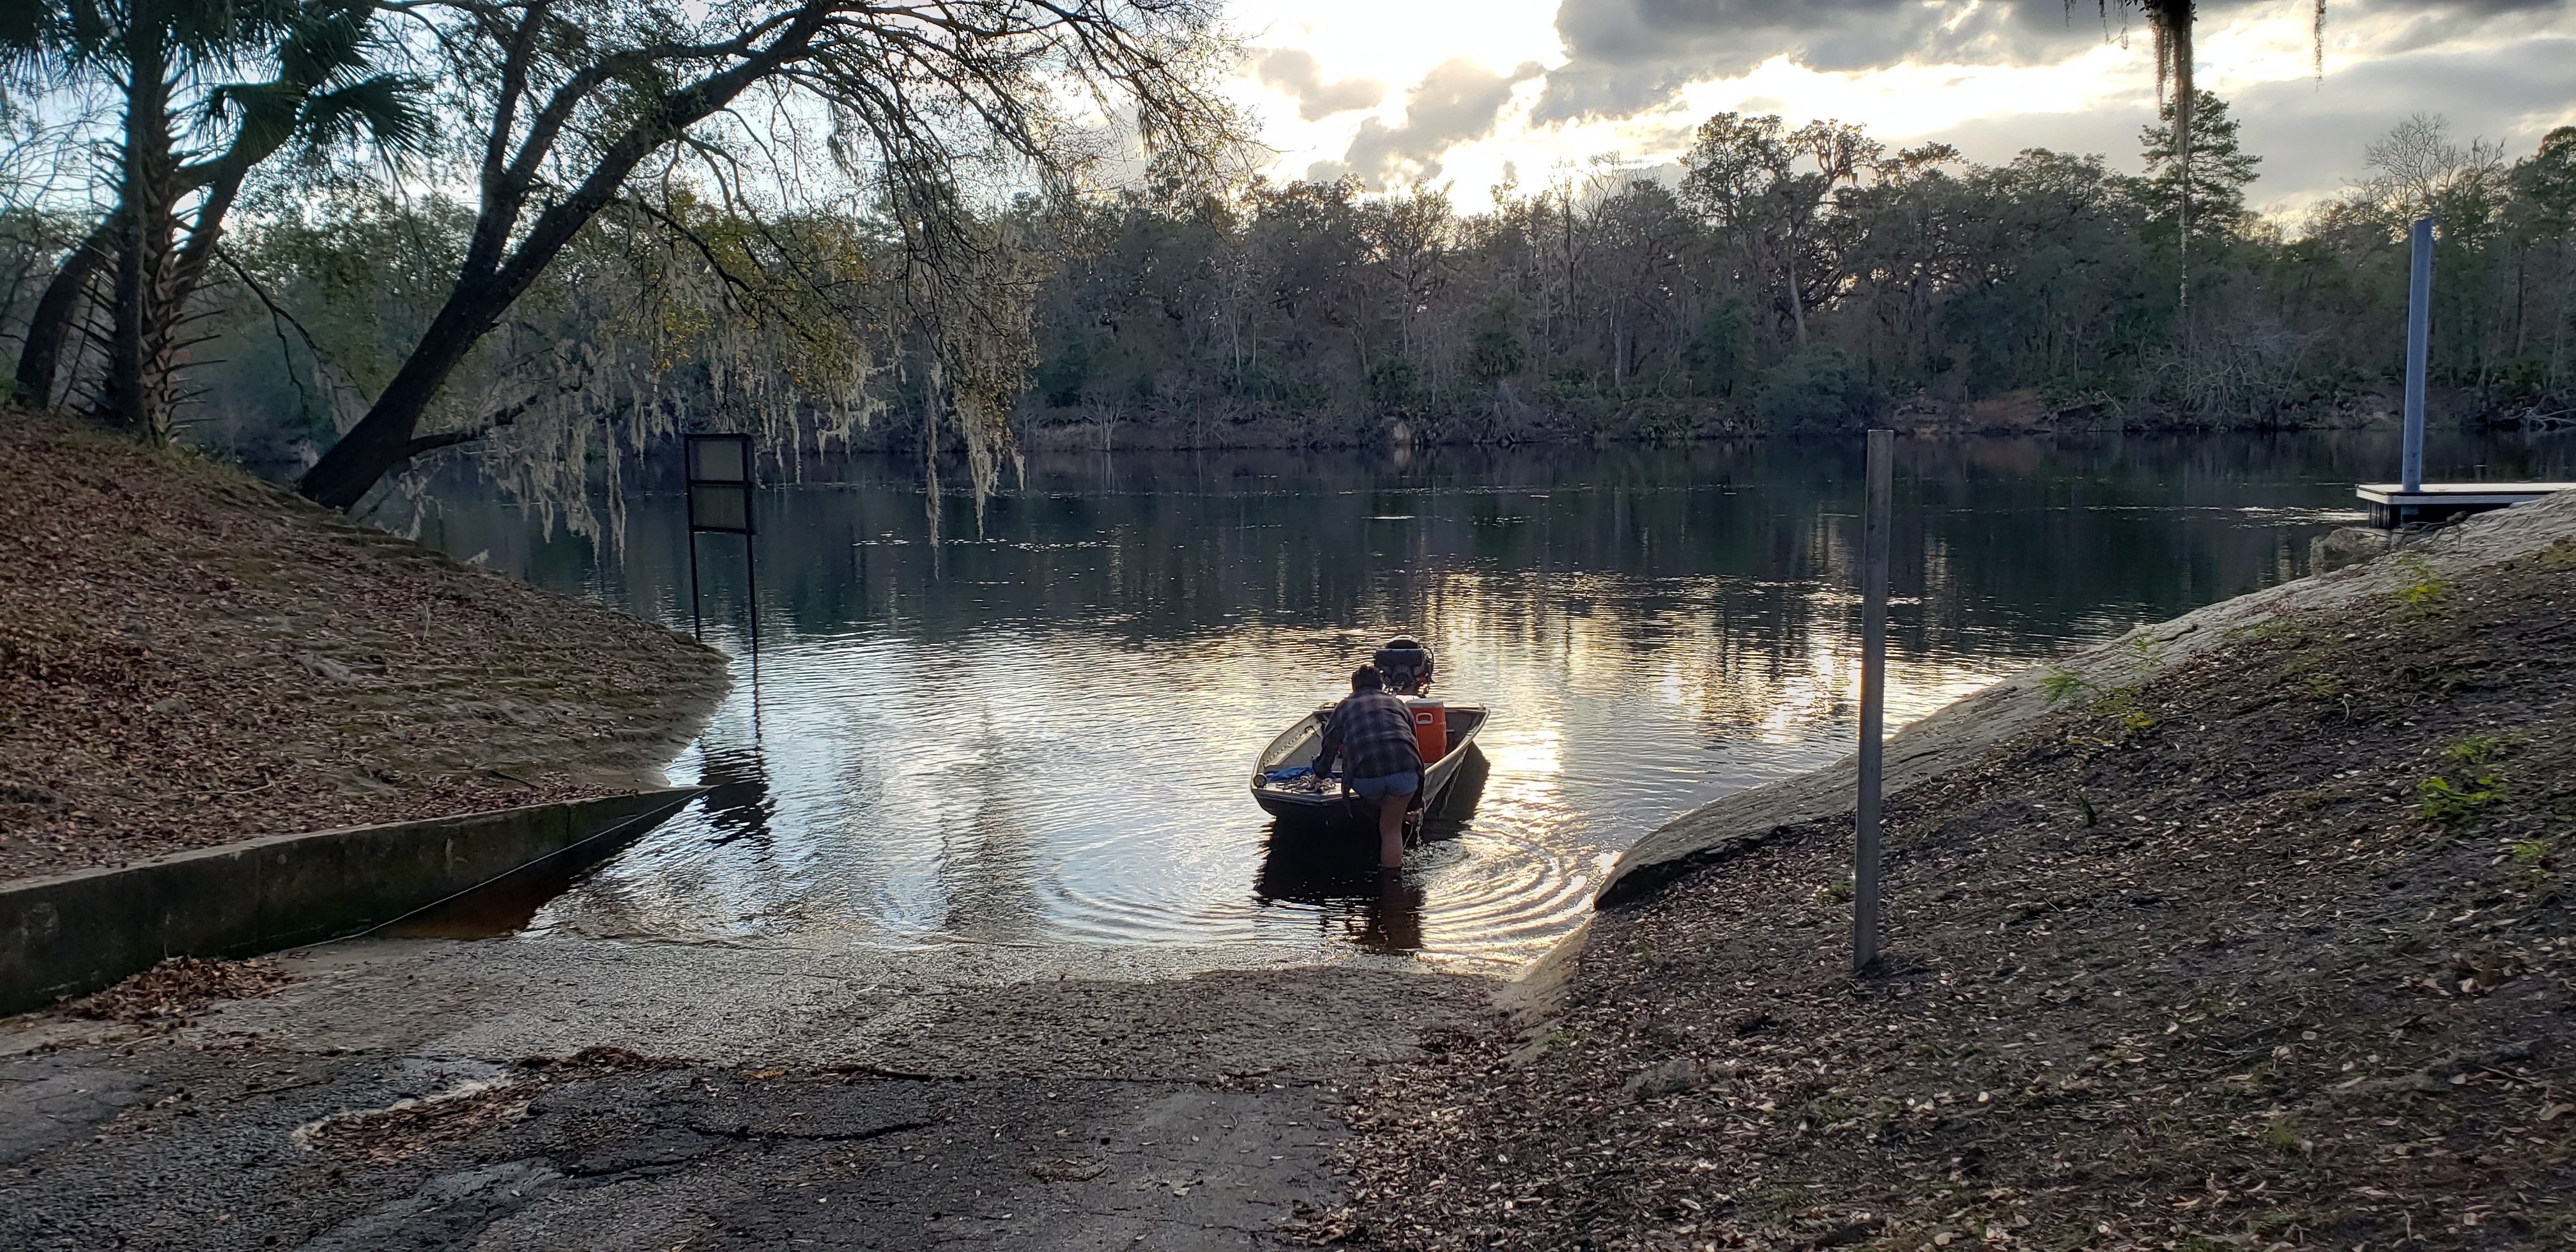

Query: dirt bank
left=1325, top=493, right=2576, bottom=1249
left=0, top=413, right=730, bottom=883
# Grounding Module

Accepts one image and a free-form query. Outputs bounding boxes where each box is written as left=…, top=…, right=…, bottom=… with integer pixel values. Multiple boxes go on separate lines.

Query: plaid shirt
left=1316, top=689, right=1422, bottom=780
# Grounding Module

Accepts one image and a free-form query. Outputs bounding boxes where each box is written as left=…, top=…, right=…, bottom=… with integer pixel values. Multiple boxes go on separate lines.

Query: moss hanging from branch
left=891, top=182, right=1043, bottom=535
left=375, top=196, right=894, bottom=551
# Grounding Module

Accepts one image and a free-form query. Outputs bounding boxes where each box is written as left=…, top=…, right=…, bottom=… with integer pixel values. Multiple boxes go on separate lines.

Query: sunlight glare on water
left=410, top=432, right=2573, bottom=968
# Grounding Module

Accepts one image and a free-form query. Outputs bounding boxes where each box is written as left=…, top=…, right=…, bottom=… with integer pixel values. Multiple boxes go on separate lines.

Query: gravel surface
left=1325, top=528, right=2576, bottom=1249
left=0, top=413, right=730, bottom=882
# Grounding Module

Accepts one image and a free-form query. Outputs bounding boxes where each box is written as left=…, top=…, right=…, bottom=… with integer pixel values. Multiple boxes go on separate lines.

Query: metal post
left=687, top=533, right=704, bottom=643
left=2402, top=216, right=2432, bottom=496
left=742, top=530, right=761, bottom=676
left=684, top=445, right=705, bottom=642
left=1854, top=429, right=1892, bottom=975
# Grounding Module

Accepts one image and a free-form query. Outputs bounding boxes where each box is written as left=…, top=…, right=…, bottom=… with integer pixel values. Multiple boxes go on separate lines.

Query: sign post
left=684, top=434, right=758, bottom=657
left=1854, top=429, right=1892, bottom=974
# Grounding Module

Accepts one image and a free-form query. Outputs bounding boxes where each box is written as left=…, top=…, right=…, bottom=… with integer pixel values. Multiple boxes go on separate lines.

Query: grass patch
left=2392, top=553, right=2448, bottom=610
left=2281, top=645, right=2343, bottom=700
left=2221, top=616, right=2304, bottom=645
left=2418, top=732, right=2518, bottom=825
left=2039, top=668, right=2090, bottom=703
left=2040, top=668, right=2156, bottom=744
left=2262, top=1114, right=2313, bottom=1157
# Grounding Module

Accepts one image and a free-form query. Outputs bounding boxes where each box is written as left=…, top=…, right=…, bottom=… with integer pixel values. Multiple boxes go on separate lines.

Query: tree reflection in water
left=404, top=431, right=2576, bottom=965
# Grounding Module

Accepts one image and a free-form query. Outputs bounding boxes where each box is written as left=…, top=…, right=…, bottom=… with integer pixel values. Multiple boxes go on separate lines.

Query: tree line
left=1011, top=97, right=2575, bottom=449
left=2, top=5, right=2570, bottom=519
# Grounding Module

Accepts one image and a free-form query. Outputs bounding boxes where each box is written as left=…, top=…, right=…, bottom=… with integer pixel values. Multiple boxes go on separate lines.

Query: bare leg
left=1378, top=793, right=1407, bottom=869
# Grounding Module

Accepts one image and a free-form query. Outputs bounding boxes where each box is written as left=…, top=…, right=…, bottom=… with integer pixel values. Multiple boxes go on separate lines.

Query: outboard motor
left=1372, top=636, right=1434, bottom=696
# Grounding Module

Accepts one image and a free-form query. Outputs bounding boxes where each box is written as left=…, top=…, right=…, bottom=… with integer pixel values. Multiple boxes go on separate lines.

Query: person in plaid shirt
left=1315, top=664, right=1424, bottom=869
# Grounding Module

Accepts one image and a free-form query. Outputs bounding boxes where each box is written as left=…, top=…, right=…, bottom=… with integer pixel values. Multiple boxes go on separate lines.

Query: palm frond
left=0, top=0, right=47, bottom=55
left=298, top=73, right=433, bottom=156
left=276, top=5, right=369, bottom=89
left=211, top=79, right=305, bottom=156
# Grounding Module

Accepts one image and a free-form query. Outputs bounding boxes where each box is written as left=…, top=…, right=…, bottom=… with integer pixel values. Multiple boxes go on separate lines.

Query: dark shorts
left=1349, top=772, right=1419, bottom=799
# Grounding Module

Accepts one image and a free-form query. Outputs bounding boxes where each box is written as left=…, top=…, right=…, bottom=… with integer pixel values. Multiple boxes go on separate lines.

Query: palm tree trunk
left=1785, top=225, right=1809, bottom=348
left=105, top=6, right=180, bottom=436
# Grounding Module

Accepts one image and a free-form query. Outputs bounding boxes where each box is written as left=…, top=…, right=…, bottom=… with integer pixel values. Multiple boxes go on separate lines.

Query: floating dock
left=2356, top=221, right=2570, bottom=531
left=2356, top=483, right=2574, bottom=530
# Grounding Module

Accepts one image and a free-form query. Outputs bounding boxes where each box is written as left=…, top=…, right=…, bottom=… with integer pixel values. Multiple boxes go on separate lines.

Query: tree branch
left=402, top=394, right=535, bottom=457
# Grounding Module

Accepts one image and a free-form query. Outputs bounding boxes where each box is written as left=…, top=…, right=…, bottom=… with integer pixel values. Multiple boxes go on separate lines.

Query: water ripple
left=395, top=436, right=2519, bottom=966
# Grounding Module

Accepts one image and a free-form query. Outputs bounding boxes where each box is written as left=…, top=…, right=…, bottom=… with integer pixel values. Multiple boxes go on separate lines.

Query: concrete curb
left=0, top=788, right=700, bottom=1016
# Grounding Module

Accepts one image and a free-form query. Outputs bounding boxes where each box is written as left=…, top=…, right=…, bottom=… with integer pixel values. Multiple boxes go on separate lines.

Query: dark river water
left=405, top=430, right=2573, bottom=970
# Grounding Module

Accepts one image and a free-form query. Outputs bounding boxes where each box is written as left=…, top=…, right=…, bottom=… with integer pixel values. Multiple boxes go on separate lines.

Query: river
left=402, top=429, right=2573, bottom=971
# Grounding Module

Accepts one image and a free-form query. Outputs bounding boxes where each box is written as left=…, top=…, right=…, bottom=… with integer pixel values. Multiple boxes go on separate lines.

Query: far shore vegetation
left=1, top=3, right=2570, bottom=519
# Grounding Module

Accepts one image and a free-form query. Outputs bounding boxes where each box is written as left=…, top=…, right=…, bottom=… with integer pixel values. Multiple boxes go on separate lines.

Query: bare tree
left=2360, top=114, right=2508, bottom=224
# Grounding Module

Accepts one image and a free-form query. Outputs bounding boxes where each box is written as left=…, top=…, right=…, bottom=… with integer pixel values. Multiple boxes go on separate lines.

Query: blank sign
left=689, top=482, right=751, bottom=533
left=689, top=435, right=749, bottom=484
left=686, top=434, right=755, bottom=533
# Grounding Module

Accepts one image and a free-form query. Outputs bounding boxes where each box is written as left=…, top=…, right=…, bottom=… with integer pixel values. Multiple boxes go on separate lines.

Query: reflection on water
left=1251, top=747, right=1486, bottom=956
left=410, top=431, right=2575, bottom=968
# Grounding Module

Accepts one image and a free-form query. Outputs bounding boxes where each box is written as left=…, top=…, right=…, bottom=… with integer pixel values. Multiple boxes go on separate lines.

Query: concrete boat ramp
left=0, top=776, right=1484, bottom=1248
left=2, top=932, right=1489, bottom=1249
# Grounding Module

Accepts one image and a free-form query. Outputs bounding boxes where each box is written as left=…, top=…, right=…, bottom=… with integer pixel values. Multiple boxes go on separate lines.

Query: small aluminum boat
left=1249, top=701, right=1487, bottom=834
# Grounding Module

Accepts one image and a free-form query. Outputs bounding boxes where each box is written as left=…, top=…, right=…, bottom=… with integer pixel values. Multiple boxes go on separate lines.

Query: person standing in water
left=1314, top=664, right=1422, bottom=869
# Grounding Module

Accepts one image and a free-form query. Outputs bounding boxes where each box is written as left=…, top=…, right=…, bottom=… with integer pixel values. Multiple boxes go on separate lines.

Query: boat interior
left=1255, top=703, right=1487, bottom=781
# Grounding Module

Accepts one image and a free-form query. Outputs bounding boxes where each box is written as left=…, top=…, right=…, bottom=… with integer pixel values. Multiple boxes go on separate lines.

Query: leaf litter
left=68, top=955, right=295, bottom=1026
left=0, top=413, right=729, bottom=883
left=1318, top=538, right=2576, bottom=1250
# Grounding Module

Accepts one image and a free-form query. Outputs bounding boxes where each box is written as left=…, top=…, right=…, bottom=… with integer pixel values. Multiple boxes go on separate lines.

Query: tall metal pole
left=1854, top=429, right=1892, bottom=974
left=2402, top=217, right=2432, bottom=496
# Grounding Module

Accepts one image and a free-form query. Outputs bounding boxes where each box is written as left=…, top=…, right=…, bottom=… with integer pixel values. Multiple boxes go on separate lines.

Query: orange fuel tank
left=1406, top=698, right=1446, bottom=763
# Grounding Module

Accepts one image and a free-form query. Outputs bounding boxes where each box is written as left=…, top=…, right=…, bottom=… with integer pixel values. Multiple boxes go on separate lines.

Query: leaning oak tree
left=296, top=0, right=1243, bottom=510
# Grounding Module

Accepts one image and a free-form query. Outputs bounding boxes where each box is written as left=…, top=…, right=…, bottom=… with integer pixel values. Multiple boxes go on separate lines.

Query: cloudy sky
left=1220, top=0, right=2576, bottom=217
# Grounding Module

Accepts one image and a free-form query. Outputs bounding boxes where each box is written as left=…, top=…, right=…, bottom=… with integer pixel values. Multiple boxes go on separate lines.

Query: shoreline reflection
left=398, top=432, right=2576, bottom=962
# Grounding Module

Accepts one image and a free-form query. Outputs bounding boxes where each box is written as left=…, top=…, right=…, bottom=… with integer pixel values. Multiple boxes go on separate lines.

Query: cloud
left=2215, top=33, right=2576, bottom=209
left=1535, top=0, right=2110, bottom=122
left=1529, top=0, right=2573, bottom=125
left=1909, top=33, right=2576, bottom=211
left=1255, top=48, right=1388, bottom=121
left=1314, top=58, right=1548, bottom=188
